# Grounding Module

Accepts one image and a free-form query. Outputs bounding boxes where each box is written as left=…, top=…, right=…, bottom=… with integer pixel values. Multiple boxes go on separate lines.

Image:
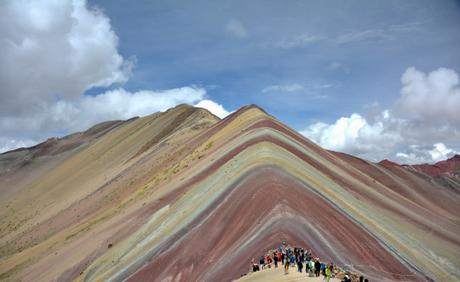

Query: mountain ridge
left=0, top=104, right=459, bottom=281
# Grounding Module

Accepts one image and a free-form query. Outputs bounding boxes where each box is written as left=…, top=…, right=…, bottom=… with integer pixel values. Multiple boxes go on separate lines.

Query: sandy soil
left=236, top=266, right=339, bottom=282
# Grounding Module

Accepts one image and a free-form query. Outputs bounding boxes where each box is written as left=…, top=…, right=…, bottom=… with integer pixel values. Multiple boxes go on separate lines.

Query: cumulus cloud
left=0, top=1, right=231, bottom=153
left=0, top=87, right=208, bottom=151
left=393, top=142, right=458, bottom=164
left=226, top=19, right=248, bottom=38
left=0, top=0, right=133, bottom=115
left=195, top=100, right=231, bottom=119
left=396, top=67, right=460, bottom=125
left=300, top=112, right=401, bottom=161
left=301, top=67, right=460, bottom=164
left=77, top=87, right=206, bottom=121
left=429, top=143, right=457, bottom=162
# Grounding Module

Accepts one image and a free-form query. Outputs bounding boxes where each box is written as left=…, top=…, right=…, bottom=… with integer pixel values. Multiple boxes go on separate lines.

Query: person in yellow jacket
left=324, top=264, right=332, bottom=282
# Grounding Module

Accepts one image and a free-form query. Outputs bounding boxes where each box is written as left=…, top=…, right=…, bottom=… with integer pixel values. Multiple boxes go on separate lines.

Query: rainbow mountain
left=0, top=105, right=459, bottom=281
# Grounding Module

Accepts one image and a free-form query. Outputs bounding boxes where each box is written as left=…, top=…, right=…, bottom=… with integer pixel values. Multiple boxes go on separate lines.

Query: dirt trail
left=235, top=267, right=340, bottom=282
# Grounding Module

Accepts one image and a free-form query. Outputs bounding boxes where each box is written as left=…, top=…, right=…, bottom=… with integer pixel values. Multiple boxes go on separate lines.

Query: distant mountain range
left=1, top=104, right=459, bottom=281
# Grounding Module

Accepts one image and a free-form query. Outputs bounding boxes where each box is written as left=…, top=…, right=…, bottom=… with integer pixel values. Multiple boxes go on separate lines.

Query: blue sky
left=1, top=0, right=459, bottom=163
left=90, top=0, right=460, bottom=127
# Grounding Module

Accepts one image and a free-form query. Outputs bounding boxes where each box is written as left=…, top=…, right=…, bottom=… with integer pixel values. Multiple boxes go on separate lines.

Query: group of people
left=251, top=242, right=369, bottom=282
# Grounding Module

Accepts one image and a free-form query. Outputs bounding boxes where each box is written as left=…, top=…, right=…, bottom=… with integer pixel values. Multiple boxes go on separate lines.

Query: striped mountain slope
left=0, top=105, right=459, bottom=281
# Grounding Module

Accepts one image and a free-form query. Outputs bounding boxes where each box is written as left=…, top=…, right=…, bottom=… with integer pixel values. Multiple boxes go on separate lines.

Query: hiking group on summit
left=250, top=242, right=370, bottom=282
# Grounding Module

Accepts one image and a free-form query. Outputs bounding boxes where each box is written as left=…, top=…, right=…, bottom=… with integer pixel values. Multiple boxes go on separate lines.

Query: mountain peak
left=409, top=154, right=460, bottom=177
left=378, top=159, right=401, bottom=167
left=1, top=104, right=458, bottom=282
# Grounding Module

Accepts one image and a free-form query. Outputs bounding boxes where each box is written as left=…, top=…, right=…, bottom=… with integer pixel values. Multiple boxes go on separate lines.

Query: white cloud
left=195, top=100, right=231, bottom=119
left=0, top=1, right=232, bottom=153
left=336, top=29, right=394, bottom=44
left=300, top=113, right=400, bottom=161
left=262, top=84, right=304, bottom=93
left=226, top=19, right=248, bottom=38
left=79, top=87, right=206, bottom=120
left=393, top=143, right=458, bottom=164
left=335, top=23, right=422, bottom=44
left=325, top=61, right=351, bottom=74
left=0, top=138, right=37, bottom=154
left=312, top=84, right=333, bottom=90
left=275, top=22, right=422, bottom=49
left=0, top=0, right=133, bottom=115
left=276, top=34, right=323, bottom=49
left=397, top=67, right=460, bottom=126
left=0, top=86, right=233, bottom=153
left=0, top=87, right=208, bottom=150
left=64, top=87, right=207, bottom=130
left=327, top=62, right=342, bottom=71
left=429, top=143, right=457, bottom=163
left=301, top=67, right=460, bottom=164
left=262, top=83, right=331, bottom=99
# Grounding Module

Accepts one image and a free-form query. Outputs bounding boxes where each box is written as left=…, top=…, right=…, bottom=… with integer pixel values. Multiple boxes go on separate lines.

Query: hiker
left=251, top=258, right=260, bottom=272
left=306, top=249, right=312, bottom=261
left=321, top=261, right=326, bottom=277
left=266, top=254, right=272, bottom=269
left=284, top=255, right=290, bottom=274
left=297, top=256, right=303, bottom=272
left=290, top=252, right=295, bottom=266
left=247, top=242, right=366, bottom=281
left=314, top=259, right=321, bottom=277
left=324, top=263, right=332, bottom=282
left=308, top=259, right=315, bottom=277
left=259, top=256, right=265, bottom=270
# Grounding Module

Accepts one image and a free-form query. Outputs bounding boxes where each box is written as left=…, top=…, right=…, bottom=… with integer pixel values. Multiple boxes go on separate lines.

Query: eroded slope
left=1, top=105, right=459, bottom=282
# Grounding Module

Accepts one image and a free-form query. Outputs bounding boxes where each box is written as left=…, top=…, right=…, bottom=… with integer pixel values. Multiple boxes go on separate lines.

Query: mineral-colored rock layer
left=0, top=105, right=459, bottom=281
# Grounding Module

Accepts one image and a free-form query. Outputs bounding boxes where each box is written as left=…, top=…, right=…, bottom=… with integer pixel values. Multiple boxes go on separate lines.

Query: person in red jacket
left=266, top=254, right=272, bottom=269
